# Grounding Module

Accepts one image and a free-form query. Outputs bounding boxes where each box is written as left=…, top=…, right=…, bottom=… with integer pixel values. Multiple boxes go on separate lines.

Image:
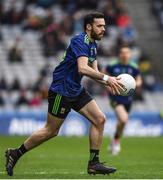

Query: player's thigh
left=115, top=104, right=128, bottom=123
left=78, top=100, right=106, bottom=126
left=45, top=113, right=64, bottom=132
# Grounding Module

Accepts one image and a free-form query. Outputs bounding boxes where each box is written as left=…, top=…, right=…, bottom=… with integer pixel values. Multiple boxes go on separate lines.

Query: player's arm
left=90, top=60, right=108, bottom=85
left=77, top=57, right=123, bottom=95
left=135, top=75, right=142, bottom=88
left=91, top=59, right=99, bottom=72
left=90, top=60, right=119, bottom=90
left=90, top=60, right=118, bottom=94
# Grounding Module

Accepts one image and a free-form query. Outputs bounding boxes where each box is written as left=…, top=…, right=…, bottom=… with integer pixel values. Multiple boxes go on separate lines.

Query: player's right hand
left=106, top=76, right=124, bottom=95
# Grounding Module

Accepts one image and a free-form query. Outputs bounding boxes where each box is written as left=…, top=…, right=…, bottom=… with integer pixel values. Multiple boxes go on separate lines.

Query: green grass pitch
left=0, top=136, right=163, bottom=179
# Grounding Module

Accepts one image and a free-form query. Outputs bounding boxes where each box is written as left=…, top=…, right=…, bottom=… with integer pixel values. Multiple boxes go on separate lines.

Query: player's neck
left=119, top=59, right=129, bottom=65
left=85, top=31, right=95, bottom=42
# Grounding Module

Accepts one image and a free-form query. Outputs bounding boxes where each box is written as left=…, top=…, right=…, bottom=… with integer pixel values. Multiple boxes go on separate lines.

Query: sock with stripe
left=89, top=149, right=99, bottom=163
left=16, top=144, right=28, bottom=158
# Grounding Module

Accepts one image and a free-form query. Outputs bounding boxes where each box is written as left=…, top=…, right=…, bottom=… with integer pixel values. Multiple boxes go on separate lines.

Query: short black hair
left=119, top=45, right=130, bottom=51
left=83, top=12, right=104, bottom=31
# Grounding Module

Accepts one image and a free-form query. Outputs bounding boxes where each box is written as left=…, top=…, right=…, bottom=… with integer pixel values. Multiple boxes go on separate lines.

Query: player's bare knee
left=96, top=113, right=106, bottom=128
left=45, top=127, right=59, bottom=139
left=119, top=115, right=128, bottom=124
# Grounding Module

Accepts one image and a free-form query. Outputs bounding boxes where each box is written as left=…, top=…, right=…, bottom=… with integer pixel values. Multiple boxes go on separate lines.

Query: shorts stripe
left=52, top=94, right=62, bottom=115
left=55, top=95, right=62, bottom=114
left=52, top=95, right=59, bottom=114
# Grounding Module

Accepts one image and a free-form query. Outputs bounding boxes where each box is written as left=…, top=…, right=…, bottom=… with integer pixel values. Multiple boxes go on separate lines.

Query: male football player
left=5, top=12, right=123, bottom=176
left=106, top=46, right=142, bottom=155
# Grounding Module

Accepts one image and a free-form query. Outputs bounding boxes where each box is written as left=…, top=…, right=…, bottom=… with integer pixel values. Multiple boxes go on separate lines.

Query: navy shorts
left=48, top=89, right=93, bottom=119
left=110, top=100, right=132, bottom=113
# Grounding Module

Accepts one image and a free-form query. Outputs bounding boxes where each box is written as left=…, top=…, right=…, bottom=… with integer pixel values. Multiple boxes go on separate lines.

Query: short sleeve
left=133, top=68, right=141, bottom=77
left=70, top=38, right=89, bottom=59
left=106, top=65, right=112, bottom=75
left=129, top=62, right=141, bottom=77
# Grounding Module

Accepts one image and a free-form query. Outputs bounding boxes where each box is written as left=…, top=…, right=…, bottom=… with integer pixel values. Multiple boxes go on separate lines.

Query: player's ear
left=86, top=24, right=92, bottom=31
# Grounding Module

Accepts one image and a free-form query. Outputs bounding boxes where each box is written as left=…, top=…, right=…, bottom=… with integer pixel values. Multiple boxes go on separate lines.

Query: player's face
left=91, top=18, right=105, bottom=40
left=119, top=48, right=131, bottom=63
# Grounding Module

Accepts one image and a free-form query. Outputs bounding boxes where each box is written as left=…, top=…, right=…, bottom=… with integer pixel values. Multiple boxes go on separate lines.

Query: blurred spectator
left=41, top=25, right=66, bottom=57
left=116, top=10, right=131, bottom=28
left=33, top=67, right=49, bottom=90
left=15, top=90, right=29, bottom=107
left=32, top=76, right=44, bottom=92
left=40, top=64, right=51, bottom=77
left=23, top=6, right=54, bottom=31
left=0, top=77, right=8, bottom=90
left=29, top=92, right=42, bottom=107
left=8, top=41, right=23, bottom=63
left=10, top=78, right=21, bottom=91
left=23, top=13, right=44, bottom=31
left=138, top=53, right=152, bottom=75
left=138, top=53, right=157, bottom=91
left=0, top=3, right=27, bottom=25
left=119, top=26, right=137, bottom=45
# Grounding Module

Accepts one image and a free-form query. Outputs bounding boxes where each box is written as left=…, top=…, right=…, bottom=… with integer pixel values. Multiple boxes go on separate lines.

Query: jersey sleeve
left=133, top=68, right=141, bottom=77
left=70, top=37, right=89, bottom=59
left=105, top=65, right=112, bottom=75
left=131, top=63, right=141, bottom=77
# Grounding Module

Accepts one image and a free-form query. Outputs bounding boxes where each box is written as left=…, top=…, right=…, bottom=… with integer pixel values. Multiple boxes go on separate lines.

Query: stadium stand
left=125, top=0, right=163, bottom=82
left=0, top=0, right=162, bottom=112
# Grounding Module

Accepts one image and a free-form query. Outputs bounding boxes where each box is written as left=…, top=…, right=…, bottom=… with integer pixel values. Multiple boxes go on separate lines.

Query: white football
left=117, top=73, right=136, bottom=96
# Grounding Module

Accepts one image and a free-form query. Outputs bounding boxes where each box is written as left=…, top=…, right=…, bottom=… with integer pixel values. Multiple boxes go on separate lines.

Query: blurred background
left=0, top=0, right=163, bottom=136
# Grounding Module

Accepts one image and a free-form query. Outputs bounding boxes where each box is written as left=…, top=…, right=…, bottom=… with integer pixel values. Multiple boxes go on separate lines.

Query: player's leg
left=5, top=91, right=70, bottom=176
left=5, top=113, right=64, bottom=176
left=114, top=104, right=129, bottom=141
left=79, top=100, right=105, bottom=151
left=110, top=104, right=129, bottom=155
left=24, top=113, right=64, bottom=150
left=72, top=90, right=116, bottom=174
left=78, top=100, right=116, bottom=174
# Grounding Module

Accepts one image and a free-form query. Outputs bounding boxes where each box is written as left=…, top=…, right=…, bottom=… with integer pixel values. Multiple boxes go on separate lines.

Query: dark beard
left=90, top=30, right=102, bottom=40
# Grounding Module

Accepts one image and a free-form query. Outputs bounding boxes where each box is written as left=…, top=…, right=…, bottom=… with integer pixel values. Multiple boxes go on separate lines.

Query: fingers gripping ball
left=117, top=74, right=136, bottom=96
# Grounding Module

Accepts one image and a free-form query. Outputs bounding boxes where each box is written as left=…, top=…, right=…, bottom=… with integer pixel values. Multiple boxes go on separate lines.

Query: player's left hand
left=106, top=77, right=124, bottom=95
